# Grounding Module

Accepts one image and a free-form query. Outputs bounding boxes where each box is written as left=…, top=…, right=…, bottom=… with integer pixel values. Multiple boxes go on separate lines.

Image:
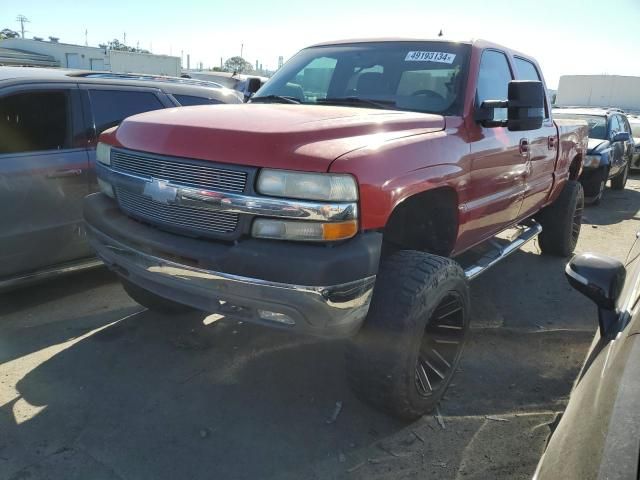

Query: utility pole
left=16, top=15, right=29, bottom=39
left=123, top=32, right=127, bottom=45
left=85, top=28, right=88, bottom=46
left=240, top=42, right=243, bottom=58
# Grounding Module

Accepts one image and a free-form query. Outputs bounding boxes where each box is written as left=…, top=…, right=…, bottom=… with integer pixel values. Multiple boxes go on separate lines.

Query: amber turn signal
left=322, top=220, right=358, bottom=241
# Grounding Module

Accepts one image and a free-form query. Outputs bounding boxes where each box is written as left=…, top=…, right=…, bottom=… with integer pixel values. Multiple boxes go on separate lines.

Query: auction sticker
left=405, top=51, right=456, bottom=64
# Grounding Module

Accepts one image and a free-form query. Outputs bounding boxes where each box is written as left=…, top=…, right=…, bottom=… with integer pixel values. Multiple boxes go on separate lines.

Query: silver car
left=0, top=67, right=242, bottom=289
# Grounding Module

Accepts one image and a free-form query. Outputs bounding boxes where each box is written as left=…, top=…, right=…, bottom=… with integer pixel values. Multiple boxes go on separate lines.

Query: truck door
left=513, top=57, right=557, bottom=218
left=0, top=84, right=90, bottom=279
left=467, top=50, right=526, bottom=240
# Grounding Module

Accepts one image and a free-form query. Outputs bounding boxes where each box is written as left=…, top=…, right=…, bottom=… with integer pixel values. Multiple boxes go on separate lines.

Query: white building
left=556, top=75, right=640, bottom=113
left=0, top=38, right=180, bottom=76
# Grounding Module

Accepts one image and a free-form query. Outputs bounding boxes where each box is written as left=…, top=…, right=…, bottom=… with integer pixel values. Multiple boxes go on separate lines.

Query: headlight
left=96, top=142, right=112, bottom=166
left=257, top=169, right=358, bottom=202
left=98, top=178, right=114, bottom=198
left=252, top=218, right=358, bottom=242
left=583, top=155, right=601, bottom=168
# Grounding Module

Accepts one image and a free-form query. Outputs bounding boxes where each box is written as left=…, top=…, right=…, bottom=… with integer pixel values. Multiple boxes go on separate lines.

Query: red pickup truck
left=84, top=39, right=588, bottom=418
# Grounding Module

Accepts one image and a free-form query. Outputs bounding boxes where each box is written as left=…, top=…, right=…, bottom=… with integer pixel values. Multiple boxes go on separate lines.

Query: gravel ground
left=1, top=176, right=639, bottom=480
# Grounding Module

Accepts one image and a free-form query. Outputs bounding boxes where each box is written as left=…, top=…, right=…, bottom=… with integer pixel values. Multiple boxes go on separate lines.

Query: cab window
left=477, top=50, right=513, bottom=122
left=514, top=57, right=549, bottom=119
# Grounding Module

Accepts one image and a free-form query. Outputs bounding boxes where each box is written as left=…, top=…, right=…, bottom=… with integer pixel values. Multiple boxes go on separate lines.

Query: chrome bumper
left=88, top=227, right=376, bottom=337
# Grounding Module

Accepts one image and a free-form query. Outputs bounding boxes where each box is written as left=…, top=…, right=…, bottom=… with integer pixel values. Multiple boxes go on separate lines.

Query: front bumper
left=84, top=193, right=381, bottom=337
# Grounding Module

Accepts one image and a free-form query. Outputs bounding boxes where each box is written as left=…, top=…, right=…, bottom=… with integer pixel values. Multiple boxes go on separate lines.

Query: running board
left=462, top=220, right=542, bottom=280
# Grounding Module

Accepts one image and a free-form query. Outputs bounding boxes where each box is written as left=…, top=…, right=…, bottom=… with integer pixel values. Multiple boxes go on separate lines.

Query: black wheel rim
left=572, top=193, right=584, bottom=246
left=415, top=293, right=465, bottom=397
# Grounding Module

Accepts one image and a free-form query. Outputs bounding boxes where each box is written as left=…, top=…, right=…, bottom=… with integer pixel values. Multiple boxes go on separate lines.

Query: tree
left=104, top=39, right=150, bottom=54
left=0, top=28, right=20, bottom=40
left=223, top=56, right=253, bottom=74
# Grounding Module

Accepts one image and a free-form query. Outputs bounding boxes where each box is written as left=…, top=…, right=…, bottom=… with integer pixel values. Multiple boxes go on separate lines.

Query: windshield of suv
left=253, top=42, right=470, bottom=115
left=553, top=113, right=608, bottom=140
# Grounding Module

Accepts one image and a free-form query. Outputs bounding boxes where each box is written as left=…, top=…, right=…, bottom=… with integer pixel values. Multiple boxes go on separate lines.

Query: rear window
left=173, top=94, right=222, bottom=106
left=0, top=91, right=70, bottom=154
left=88, top=89, right=164, bottom=135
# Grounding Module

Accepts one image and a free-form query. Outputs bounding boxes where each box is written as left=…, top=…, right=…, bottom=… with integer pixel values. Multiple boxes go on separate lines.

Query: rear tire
left=121, top=279, right=195, bottom=314
left=611, top=163, right=629, bottom=190
left=346, top=251, right=470, bottom=419
left=537, top=180, right=584, bottom=257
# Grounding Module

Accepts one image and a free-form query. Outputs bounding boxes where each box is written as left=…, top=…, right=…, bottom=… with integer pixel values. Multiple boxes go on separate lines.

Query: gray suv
left=0, top=67, right=242, bottom=289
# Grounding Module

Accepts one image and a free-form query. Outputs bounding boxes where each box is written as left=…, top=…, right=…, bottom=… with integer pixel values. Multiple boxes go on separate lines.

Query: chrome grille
left=115, top=187, right=239, bottom=236
left=112, top=150, right=247, bottom=193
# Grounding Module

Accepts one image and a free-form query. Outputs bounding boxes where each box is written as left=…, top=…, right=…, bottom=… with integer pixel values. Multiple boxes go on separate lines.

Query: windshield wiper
left=316, top=97, right=395, bottom=110
left=250, top=95, right=301, bottom=104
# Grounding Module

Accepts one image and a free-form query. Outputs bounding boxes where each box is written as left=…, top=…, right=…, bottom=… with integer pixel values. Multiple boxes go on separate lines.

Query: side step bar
left=463, top=220, right=542, bottom=280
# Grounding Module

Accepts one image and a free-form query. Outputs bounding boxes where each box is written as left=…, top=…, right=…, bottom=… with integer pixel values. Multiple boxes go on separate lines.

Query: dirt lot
left=1, top=176, right=639, bottom=480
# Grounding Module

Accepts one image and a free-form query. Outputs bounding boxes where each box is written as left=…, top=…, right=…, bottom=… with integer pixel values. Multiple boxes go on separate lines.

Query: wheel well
left=569, top=155, right=582, bottom=180
left=382, top=188, right=458, bottom=257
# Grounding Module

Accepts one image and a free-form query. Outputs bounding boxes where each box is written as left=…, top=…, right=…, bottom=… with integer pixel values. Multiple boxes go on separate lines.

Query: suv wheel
left=611, top=163, right=629, bottom=190
left=346, top=251, right=469, bottom=419
left=537, top=180, right=584, bottom=256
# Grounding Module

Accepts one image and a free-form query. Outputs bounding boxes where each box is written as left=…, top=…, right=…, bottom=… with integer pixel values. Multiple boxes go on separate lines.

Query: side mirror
left=247, top=77, right=262, bottom=95
left=565, top=253, right=626, bottom=337
left=506, top=81, right=545, bottom=131
left=612, top=131, right=630, bottom=143
left=475, top=80, right=545, bottom=131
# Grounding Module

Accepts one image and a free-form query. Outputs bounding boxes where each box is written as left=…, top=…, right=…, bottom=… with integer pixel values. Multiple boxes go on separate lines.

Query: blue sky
left=2, top=0, right=639, bottom=87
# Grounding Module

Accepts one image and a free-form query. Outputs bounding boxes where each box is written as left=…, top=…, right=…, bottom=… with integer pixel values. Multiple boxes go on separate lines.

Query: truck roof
left=307, top=38, right=534, bottom=60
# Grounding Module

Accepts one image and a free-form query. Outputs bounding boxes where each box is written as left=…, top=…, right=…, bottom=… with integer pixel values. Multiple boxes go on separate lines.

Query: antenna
left=438, top=29, right=443, bottom=37
left=16, top=14, right=30, bottom=39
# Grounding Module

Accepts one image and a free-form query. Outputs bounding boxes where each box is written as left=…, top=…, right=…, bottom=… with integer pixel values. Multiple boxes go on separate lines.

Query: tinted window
left=0, top=91, right=70, bottom=154
left=89, top=89, right=163, bottom=134
left=173, top=94, right=222, bottom=106
left=477, top=50, right=513, bottom=121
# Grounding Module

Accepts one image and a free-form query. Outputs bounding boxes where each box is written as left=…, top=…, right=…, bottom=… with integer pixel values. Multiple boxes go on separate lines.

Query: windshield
left=554, top=113, right=608, bottom=140
left=253, top=42, right=470, bottom=115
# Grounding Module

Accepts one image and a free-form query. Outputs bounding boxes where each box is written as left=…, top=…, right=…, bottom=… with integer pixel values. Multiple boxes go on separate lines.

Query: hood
left=105, top=104, right=445, bottom=172
left=587, top=138, right=609, bottom=153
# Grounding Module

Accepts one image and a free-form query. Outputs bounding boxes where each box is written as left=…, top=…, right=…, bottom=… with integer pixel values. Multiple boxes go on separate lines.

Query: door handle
left=519, top=138, right=530, bottom=157
left=548, top=136, right=557, bottom=150
left=46, top=168, right=83, bottom=179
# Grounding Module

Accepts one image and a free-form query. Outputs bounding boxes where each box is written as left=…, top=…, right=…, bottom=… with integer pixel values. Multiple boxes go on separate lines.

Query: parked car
left=554, top=108, right=634, bottom=203
left=84, top=39, right=589, bottom=419
left=628, top=114, right=640, bottom=170
left=0, top=67, right=242, bottom=290
left=534, top=231, right=640, bottom=479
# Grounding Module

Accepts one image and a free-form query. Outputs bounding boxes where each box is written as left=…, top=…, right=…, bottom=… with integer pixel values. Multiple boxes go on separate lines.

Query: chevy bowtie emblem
left=143, top=178, right=178, bottom=204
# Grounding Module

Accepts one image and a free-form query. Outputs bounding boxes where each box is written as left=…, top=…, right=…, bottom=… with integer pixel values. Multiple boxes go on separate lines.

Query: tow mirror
left=565, top=253, right=626, bottom=337
left=612, top=131, right=630, bottom=143
left=247, top=77, right=262, bottom=95
left=475, top=80, right=545, bottom=131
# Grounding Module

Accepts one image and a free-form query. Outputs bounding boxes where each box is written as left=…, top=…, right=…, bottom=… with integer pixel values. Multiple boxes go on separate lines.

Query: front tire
left=610, top=162, right=629, bottom=190
left=537, top=180, right=584, bottom=257
left=121, top=279, right=195, bottom=314
left=346, top=251, right=470, bottom=419
left=581, top=167, right=607, bottom=204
